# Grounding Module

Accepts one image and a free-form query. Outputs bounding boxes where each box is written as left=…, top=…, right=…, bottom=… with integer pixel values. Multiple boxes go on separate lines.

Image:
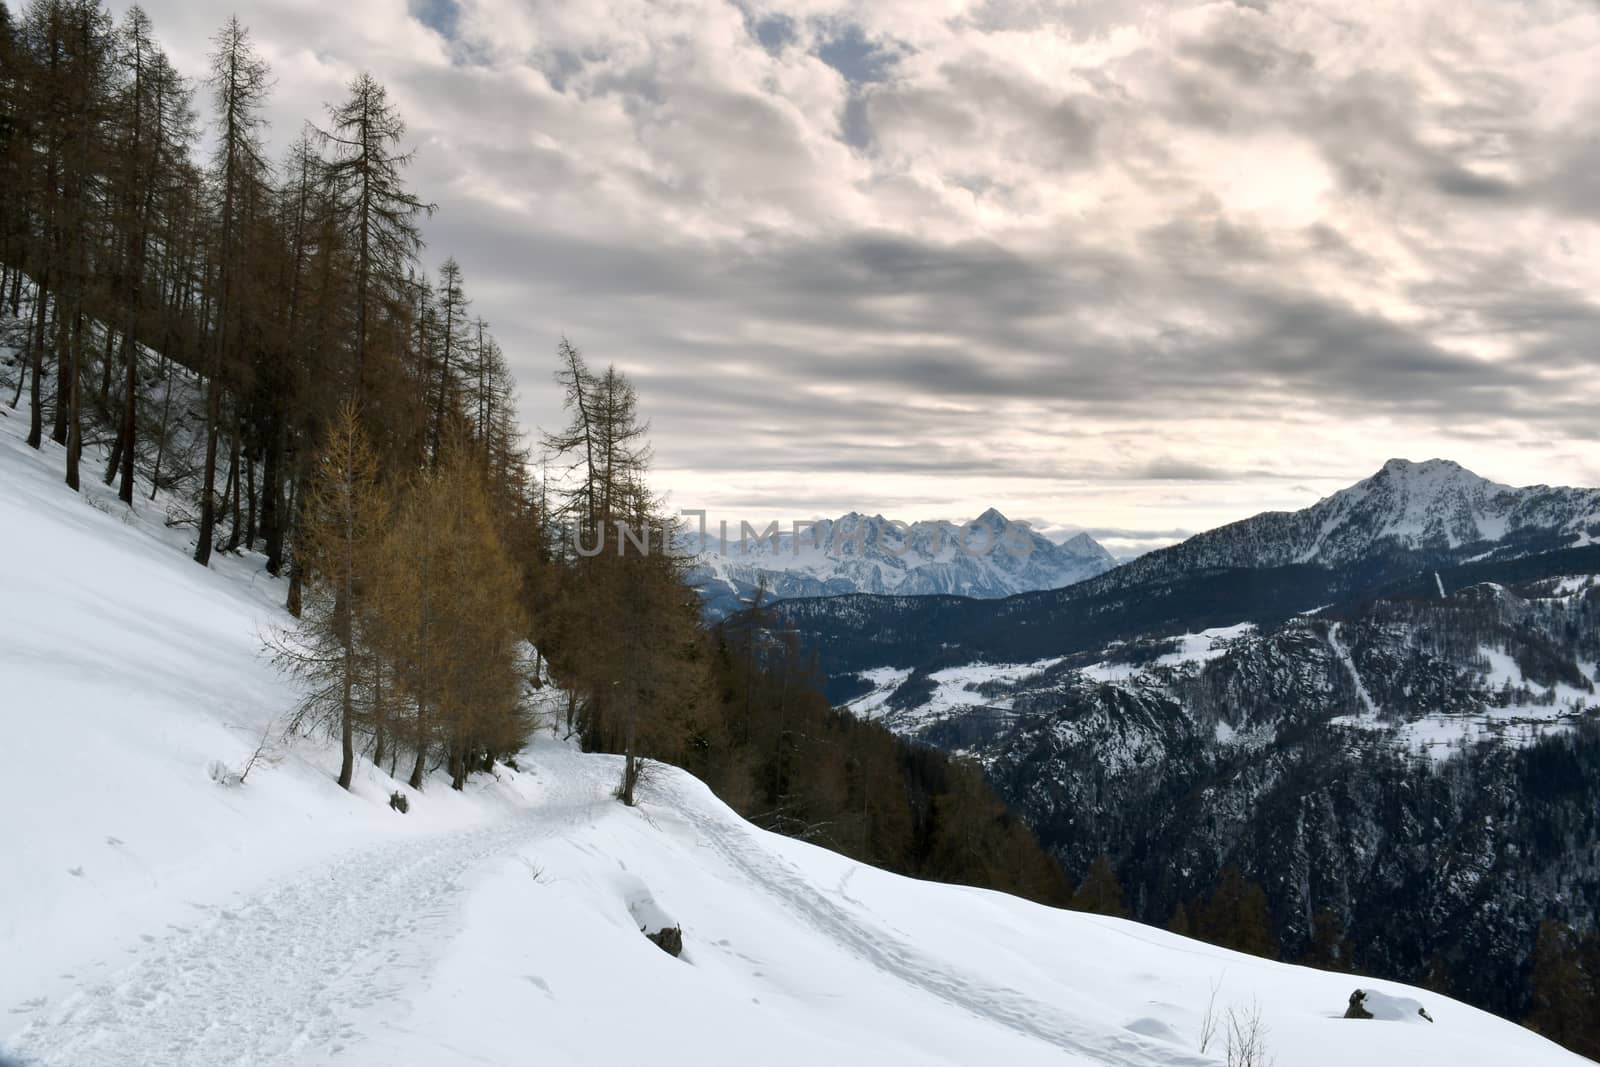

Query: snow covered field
left=0, top=409, right=1588, bottom=1066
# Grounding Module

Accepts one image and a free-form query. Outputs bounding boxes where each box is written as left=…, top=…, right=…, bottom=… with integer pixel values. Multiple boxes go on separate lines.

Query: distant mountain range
left=769, top=458, right=1600, bottom=1025
left=686, top=507, right=1116, bottom=618
left=771, top=459, right=1600, bottom=676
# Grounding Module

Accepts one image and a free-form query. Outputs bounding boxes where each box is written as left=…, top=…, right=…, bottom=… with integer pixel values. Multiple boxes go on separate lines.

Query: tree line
left=0, top=0, right=1070, bottom=906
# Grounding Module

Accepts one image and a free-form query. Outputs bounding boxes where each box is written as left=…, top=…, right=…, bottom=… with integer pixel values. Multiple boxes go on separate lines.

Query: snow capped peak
left=1059, top=531, right=1119, bottom=563
left=689, top=508, right=1118, bottom=617
left=1377, top=457, right=1466, bottom=476
left=1363, top=457, right=1504, bottom=496
left=1110, top=459, right=1600, bottom=582
left=1291, top=457, right=1594, bottom=563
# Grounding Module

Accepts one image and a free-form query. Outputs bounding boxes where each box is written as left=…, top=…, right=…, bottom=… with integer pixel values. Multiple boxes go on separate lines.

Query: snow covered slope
left=1110, top=458, right=1600, bottom=586
left=688, top=507, right=1116, bottom=618
left=0, top=413, right=1585, bottom=1066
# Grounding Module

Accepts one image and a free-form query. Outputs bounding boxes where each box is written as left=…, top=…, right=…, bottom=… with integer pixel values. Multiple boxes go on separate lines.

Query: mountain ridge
left=1106, top=458, right=1600, bottom=589
left=687, top=507, right=1117, bottom=618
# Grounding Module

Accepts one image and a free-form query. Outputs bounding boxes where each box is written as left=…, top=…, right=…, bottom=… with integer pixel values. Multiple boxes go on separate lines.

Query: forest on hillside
left=0, top=0, right=1069, bottom=908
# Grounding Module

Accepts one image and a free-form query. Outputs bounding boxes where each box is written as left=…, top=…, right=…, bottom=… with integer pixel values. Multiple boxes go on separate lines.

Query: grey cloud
left=127, top=0, right=1600, bottom=535
left=1130, top=459, right=1243, bottom=482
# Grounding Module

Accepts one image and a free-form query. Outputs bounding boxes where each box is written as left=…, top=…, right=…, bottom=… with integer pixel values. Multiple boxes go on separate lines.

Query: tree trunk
left=194, top=377, right=220, bottom=565
left=620, top=718, right=638, bottom=806
left=98, top=324, right=114, bottom=412
left=262, top=414, right=284, bottom=573
left=408, top=732, right=426, bottom=791
left=103, top=416, right=124, bottom=487
left=337, top=670, right=355, bottom=791
left=244, top=443, right=257, bottom=551
left=149, top=352, right=173, bottom=500
left=116, top=333, right=138, bottom=504
left=65, top=309, right=83, bottom=491
left=223, top=422, right=242, bottom=553
left=285, top=459, right=307, bottom=615
left=24, top=284, right=48, bottom=443
left=52, top=308, right=69, bottom=445
left=371, top=657, right=387, bottom=769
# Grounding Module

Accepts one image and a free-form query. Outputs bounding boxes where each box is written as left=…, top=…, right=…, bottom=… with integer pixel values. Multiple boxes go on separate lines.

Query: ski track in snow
left=672, top=778, right=1212, bottom=1067
left=1327, top=622, right=1380, bottom=717
left=8, top=767, right=612, bottom=1067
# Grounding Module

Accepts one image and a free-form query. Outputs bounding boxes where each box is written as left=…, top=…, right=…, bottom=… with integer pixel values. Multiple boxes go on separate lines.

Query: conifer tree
left=1301, top=907, right=1351, bottom=971
left=1071, top=854, right=1129, bottom=918
left=378, top=438, right=529, bottom=790
left=276, top=402, right=386, bottom=791
left=195, top=14, right=269, bottom=565
left=317, top=71, right=432, bottom=441
left=1196, top=866, right=1278, bottom=959
left=428, top=256, right=466, bottom=463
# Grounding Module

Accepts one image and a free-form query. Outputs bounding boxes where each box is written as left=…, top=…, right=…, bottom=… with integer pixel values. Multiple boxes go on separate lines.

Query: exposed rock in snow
left=1346, top=989, right=1434, bottom=1023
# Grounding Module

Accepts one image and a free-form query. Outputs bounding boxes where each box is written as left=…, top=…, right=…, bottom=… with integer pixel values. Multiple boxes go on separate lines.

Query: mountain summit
left=1112, top=459, right=1600, bottom=585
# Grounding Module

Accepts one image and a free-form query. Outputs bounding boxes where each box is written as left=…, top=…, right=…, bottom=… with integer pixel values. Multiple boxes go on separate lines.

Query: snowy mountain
left=687, top=507, right=1116, bottom=618
left=1110, top=458, right=1600, bottom=587
left=769, top=460, right=1600, bottom=681
left=2, top=382, right=1585, bottom=1067
left=774, top=460, right=1600, bottom=1034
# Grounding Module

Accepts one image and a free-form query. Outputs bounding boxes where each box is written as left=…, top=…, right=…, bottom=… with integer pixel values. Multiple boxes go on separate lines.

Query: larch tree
left=377, top=439, right=528, bottom=791
left=317, top=71, right=432, bottom=448
left=428, top=256, right=466, bottom=463
left=1196, top=866, right=1278, bottom=959
left=102, top=8, right=191, bottom=505
left=195, top=14, right=269, bottom=566
left=276, top=402, right=387, bottom=791
left=1070, top=854, right=1129, bottom=918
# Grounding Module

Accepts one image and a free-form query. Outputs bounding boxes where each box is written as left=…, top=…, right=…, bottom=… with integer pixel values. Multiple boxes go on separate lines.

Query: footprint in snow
left=525, top=976, right=553, bottom=997
left=67, top=866, right=84, bottom=877
left=106, top=835, right=124, bottom=846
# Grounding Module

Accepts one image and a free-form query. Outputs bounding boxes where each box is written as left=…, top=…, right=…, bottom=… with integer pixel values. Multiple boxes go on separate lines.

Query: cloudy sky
left=107, top=0, right=1600, bottom=555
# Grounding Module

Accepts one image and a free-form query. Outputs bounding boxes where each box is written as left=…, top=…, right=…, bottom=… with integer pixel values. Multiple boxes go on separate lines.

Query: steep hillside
left=839, top=562, right=1600, bottom=1024
left=1, top=397, right=1587, bottom=1067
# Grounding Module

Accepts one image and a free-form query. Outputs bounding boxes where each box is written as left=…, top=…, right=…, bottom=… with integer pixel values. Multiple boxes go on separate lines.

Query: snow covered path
left=7, top=760, right=613, bottom=1067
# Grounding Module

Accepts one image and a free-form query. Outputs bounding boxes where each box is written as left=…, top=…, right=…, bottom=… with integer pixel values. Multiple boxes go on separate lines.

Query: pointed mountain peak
left=1060, top=531, right=1117, bottom=561
left=975, top=507, right=1010, bottom=526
